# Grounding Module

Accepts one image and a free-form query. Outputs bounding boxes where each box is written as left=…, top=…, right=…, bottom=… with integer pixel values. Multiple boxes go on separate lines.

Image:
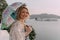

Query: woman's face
left=19, top=8, right=29, bottom=20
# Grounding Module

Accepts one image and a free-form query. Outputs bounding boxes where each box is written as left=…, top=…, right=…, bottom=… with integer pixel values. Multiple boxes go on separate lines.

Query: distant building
left=35, top=18, right=58, bottom=21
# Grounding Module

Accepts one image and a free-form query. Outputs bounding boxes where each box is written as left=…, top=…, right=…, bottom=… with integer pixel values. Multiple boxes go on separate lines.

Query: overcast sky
left=6, top=0, right=60, bottom=16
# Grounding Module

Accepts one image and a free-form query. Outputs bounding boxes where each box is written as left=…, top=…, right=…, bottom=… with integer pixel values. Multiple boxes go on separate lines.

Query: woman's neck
left=19, top=19, right=25, bottom=23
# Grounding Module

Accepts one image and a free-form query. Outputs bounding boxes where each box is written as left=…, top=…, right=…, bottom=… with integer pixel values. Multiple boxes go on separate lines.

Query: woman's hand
left=25, top=25, right=32, bottom=37
left=26, top=25, right=32, bottom=32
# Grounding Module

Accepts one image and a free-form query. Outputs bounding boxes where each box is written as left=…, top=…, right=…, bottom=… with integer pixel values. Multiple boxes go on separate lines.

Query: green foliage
left=0, top=0, right=8, bottom=20
left=29, top=27, right=36, bottom=40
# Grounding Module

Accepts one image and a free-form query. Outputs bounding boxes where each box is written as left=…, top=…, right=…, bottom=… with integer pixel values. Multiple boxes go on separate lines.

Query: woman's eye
left=26, top=12, right=29, bottom=14
left=22, top=11, right=25, bottom=13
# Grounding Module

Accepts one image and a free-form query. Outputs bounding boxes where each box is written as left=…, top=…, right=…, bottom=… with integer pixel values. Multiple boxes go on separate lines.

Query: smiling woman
left=9, top=3, right=33, bottom=40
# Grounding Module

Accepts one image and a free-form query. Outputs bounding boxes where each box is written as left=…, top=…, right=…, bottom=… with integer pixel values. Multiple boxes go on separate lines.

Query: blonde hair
left=16, top=4, right=29, bottom=20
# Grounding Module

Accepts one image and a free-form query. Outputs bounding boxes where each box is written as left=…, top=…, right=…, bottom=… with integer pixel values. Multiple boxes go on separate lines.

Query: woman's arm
left=25, top=25, right=32, bottom=37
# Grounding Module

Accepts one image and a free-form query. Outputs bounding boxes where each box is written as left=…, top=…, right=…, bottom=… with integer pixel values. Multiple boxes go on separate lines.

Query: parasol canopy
left=1, top=2, right=25, bottom=29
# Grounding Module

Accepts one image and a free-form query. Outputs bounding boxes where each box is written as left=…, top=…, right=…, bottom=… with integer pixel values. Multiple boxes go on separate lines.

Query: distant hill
left=30, top=14, right=60, bottom=19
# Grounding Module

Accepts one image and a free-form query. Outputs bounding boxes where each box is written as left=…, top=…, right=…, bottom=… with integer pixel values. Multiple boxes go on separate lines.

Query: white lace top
left=9, top=20, right=25, bottom=40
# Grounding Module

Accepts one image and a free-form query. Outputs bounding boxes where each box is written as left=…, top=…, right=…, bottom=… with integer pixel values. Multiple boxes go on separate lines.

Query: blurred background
left=0, top=0, right=60, bottom=40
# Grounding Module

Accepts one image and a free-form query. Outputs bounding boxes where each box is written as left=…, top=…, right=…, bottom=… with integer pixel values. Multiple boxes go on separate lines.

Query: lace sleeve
left=9, top=21, right=25, bottom=40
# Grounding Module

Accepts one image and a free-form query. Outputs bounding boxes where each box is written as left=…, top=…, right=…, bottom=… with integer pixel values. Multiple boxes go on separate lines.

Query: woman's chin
left=24, top=18, right=28, bottom=20
left=24, top=17, right=29, bottom=20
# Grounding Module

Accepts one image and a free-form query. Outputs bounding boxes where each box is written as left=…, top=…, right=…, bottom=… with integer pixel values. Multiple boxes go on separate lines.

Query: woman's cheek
left=19, top=15, right=23, bottom=18
left=25, top=15, right=29, bottom=20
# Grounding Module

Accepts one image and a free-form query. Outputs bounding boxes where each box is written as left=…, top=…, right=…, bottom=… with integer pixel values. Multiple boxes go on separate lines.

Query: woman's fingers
left=25, top=25, right=32, bottom=33
left=27, top=25, right=32, bottom=31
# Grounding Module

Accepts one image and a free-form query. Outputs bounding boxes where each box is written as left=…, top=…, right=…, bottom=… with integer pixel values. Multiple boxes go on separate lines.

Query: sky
left=6, top=0, right=60, bottom=16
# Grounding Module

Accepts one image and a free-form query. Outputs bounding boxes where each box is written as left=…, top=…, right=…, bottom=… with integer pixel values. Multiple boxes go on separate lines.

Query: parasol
left=1, top=2, right=25, bottom=29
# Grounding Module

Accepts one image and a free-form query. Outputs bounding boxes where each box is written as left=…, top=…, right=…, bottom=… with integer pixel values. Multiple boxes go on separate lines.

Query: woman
left=9, top=4, right=32, bottom=40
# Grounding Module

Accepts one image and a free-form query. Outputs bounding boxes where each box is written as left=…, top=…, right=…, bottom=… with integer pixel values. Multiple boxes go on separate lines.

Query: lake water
left=0, top=19, right=60, bottom=40
left=26, top=19, right=60, bottom=40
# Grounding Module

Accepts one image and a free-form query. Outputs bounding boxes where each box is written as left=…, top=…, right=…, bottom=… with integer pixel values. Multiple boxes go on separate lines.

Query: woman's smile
left=20, top=8, right=29, bottom=19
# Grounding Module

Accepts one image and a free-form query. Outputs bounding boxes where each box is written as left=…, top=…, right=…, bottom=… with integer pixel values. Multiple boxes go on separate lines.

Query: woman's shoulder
left=12, top=20, right=20, bottom=26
